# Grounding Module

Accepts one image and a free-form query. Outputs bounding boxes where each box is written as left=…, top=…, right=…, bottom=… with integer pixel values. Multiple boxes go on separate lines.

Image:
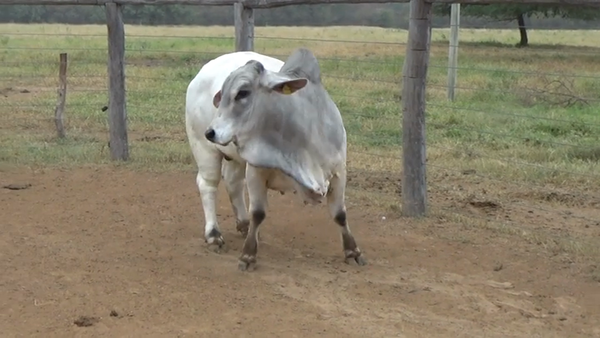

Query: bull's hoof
left=344, top=249, right=367, bottom=266
left=236, top=219, right=250, bottom=238
left=205, top=229, right=226, bottom=253
left=238, top=254, right=256, bottom=272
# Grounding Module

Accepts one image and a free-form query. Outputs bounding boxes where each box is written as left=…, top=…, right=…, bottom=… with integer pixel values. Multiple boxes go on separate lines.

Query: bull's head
left=204, top=60, right=308, bottom=146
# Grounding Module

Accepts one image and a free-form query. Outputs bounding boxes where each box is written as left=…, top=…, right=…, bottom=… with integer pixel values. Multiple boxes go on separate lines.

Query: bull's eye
left=235, top=90, right=251, bottom=101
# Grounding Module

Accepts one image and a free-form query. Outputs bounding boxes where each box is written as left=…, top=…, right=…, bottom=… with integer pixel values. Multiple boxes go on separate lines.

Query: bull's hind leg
left=222, top=160, right=250, bottom=238
left=327, top=170, right=367, bottom=266
left=238, top=166, right=269, bottom=272
left=188, top=138, right=225, bottom=251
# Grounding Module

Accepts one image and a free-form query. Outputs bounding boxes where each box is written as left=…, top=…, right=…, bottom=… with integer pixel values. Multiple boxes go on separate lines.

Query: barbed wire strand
left=3, top=98, right=597, bottom=146
left=0, top=92, right=398, bottom=107
left=427, top=83, right=600, bottom=105
left=349, top=148, right=599, bottom=195
left=0, top=114, right=595, bottom=199
left=0, top=70, right=402, bottom=87
left=0, top=48, right=405, bottom=66
left=0, top=64, right=600, bottom=91
left=436, top=205, right=598, bottom=239
left=2, top=109, right=597, bottom=222
left=346, top=151, right=600, bottom=222
left=3, top=31, right=599, bottom=55
left=345, top=180, right=600, bottom=231
left=2, top=73, right=598, bottom=127
left=426, top=164, right=600, bottom=225
left=429, top=64, right=600, bottom=80
left=0, top=32, right=410, bottom=46
left=3, top=81, right=597, bottom=123
left=347, top=186, right=598, bottom=245
left=426, top=143, right=600, bottom=181
left=5, top=46, right=600, bottom=80
left=2, top=51, right=599, bottom=77
left=444, top=42, right=600, bottom=56
left=4, top=66, right=600, bottom=110
left=427, top=103, right=600, bottom=128
left=427, top=122, right=589, bottom=150
left=356, top=185, right=600, bottom=234
left=3, top=87, right=598, bottom=141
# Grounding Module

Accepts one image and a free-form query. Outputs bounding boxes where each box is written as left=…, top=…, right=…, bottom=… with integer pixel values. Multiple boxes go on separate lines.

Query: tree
left=434, top=4, right=600, bottom=47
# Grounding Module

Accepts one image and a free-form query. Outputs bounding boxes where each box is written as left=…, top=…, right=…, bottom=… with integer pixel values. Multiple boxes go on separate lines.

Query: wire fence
left=1, top=23, right=600, bottom=253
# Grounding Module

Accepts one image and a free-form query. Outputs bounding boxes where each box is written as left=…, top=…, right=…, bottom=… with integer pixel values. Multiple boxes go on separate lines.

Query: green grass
left=1, top=25, right=600, bottom=179
left=2, top=24, right=599, bottom=187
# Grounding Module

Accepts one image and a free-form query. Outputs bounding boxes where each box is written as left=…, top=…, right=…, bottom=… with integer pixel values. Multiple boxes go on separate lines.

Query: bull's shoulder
left=280, top=48, right=322, bottom=84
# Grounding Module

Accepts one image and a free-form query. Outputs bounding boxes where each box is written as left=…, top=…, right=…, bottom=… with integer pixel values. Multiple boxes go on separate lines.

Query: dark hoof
left=208, top=241, right=228, bottom=254
left=238, top=254, right=256, bottom=272
left=236, top=219, right=250, bottom=238
left=205, top=228, right=226, bottom=253
left=354, top=255, right=368, bottom=266
left=344, top=249, right=367, bottom=266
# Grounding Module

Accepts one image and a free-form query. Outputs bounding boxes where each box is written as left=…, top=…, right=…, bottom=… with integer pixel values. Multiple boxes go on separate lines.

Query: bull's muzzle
left=205, top=128, right=216, bottom=142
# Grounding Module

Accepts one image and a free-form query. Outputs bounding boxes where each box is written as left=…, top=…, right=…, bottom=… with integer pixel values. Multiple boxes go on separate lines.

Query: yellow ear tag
left=281, top=84, right=292, bottom=95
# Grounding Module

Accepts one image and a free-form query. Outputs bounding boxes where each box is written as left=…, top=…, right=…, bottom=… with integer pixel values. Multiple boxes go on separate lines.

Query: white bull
left=185, top=49, right=366, bottom=271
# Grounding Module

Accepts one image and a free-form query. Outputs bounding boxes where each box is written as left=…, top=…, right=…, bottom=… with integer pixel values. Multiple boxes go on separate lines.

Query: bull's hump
left=280, top=48, right=322, bottom=84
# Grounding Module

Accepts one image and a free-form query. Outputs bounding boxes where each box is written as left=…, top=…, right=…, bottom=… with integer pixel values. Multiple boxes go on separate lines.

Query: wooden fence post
left=401, top=0, right=432, bottom=217
left=447, top=3, right=460, bottom=101
left=105, top=2, right=129, bottom=161
left=54, top=52, right=67, bottom=138
left=234, top=2, right=254, bottom=51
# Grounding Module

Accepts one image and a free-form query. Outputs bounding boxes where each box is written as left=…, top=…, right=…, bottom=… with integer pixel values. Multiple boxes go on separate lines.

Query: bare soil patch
left=1, top=166, right=599, bottom=337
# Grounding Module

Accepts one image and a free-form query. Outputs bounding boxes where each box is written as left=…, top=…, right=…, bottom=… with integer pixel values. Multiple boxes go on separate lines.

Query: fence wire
left=1, top=25, right=599, bottom=257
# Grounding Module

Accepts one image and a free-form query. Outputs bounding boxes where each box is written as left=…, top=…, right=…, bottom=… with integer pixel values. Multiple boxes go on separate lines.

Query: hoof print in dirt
left=238, top=255, right=256, bottom=272
left=205, top=229, right=227, bottom=253
left=208, top=242, right=228, bottom=254
left=345, top=255, right=368, bottom=266
left=109, top=310, right=119, bottom=317
left=73, top=316, right=99, bottom=327
left=3, top=183, right=31, bottom=190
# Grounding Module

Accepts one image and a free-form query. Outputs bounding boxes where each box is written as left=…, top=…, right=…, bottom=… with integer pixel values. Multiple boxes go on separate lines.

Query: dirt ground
left=1, top=165, right=599, bottom=338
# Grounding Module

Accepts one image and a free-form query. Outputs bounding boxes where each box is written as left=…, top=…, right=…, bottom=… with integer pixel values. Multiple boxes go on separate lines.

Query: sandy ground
left=1, top=166, right=599, bottom=338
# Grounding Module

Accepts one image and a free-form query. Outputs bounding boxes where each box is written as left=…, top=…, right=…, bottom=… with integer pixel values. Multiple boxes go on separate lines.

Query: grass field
left=1, top=24, right=599, bottom=176
left=1, top=23, right=600, bottom=257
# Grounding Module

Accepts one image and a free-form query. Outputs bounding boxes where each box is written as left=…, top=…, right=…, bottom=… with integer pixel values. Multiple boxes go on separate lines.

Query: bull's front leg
left=327, top=171, right=367, bottom=266
left=238, top=166, right=269, bottom=272
left=221, top=160, right=250, bottom=238
left=191, top=145, right=225, bottom=252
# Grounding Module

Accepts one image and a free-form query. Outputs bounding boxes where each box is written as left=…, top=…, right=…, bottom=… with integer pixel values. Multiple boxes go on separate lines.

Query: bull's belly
left=266, top=172, right=328, bottom=206
left=266, top=173, right=296, bottom=193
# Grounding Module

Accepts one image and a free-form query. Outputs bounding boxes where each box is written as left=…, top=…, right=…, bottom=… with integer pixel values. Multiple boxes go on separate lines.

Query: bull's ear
left=212, top=90, right=222, bottom=108
left=271, top=78, right=308, bottom=95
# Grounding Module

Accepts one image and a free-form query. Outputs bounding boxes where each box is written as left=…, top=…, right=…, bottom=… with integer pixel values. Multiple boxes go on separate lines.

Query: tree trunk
left=517, top=13, right=528, bottom=47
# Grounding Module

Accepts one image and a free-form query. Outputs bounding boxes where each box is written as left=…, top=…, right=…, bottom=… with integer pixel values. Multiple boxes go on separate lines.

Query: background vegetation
left=1, top=3, right=600, bottom=31
left=1, top=24, right=599, bottom=187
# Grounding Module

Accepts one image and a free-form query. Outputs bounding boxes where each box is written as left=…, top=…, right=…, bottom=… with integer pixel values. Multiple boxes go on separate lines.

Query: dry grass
left=1, top=24, right=600, bottom=266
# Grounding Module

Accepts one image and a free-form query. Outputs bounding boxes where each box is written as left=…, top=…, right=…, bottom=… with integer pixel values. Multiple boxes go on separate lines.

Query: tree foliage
left=1, top=4, right=600, bottom=30
left=434, top=4, right=600, bottom=46
left=435, top=4, right=600, bottom=21
left=0, top=4, right=410, bottom=27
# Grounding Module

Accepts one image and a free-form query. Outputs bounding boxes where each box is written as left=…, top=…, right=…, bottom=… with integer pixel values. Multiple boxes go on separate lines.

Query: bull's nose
left=205, top=128, right=216, bottom=142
